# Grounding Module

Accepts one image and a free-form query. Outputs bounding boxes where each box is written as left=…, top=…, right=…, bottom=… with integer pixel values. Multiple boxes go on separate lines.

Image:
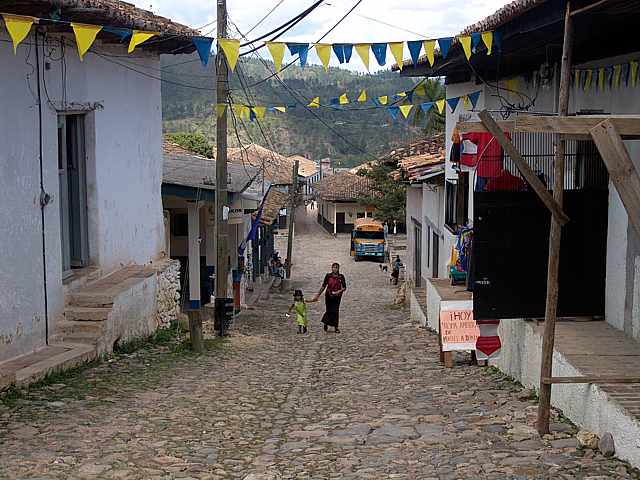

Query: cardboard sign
left=440, top=300, right=480, bottom=352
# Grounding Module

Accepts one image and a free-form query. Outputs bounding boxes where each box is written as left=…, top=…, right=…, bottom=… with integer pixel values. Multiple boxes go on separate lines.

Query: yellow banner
left=631, top=61, right=639, bottom=88
left=315, top=44, right=331, bottom=71
left=308, top=97, right=320, bottom=108
left=463, top=95, right=470, bottom=110
left=274, top=106, right=286, bottom=113
left=598, top=68, right=605, bottom=92
left=423, top=40, right=436, bottom=67
left=266, top=42, right=285, bottom=72
left=355, top=43, right=370, bottom=71
left=584, top=70, right=593, bottom=91
left=378, top=95, right=388, bottom=105
left=414, top=83, right=426, bottom=97
left=435, top=99, right=445, bottom=114
left=389, top=42, right=404, bottom=71
left=252, top=106, right=266, bottom=120
left=3, top=14, right=35, bottom=54
left=128, top=30, right=157, bottom=54
left=399, top=104, right=413, bottom=119
left=339, top=93, right=349, bottom=105
left=218, top=38, right=240, bottom=71
left=357, top=89, right=367, bottom=102
left=459, top=35, right=472, bottom=60
left=71, top=23, right=102, bottom=61
left=481, top=31, right=493, bottom=55
left=613, top=64, right=622, bottom=89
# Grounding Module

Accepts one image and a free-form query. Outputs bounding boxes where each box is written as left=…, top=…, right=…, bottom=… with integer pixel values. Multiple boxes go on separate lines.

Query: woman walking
left=312, top=262, right=347, bottom=333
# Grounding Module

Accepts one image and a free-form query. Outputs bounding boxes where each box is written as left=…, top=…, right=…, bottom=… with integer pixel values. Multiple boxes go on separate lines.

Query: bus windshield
left=354, top=230, right=385, bottom=240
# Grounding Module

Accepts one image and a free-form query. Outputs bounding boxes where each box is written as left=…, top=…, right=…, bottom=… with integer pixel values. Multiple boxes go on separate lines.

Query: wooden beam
left=478, top=110, right=570, bottom=225
left=458, top=116, right=640, bottom=137
left=537, top=0, right=574, bottom=437
left=543, top=376, right=640, bottom=384
left=590, top=119, right=640, bottom=238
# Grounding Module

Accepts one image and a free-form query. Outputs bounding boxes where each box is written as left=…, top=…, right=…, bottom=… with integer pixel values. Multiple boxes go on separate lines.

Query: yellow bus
left=351, top=218, right=386, bottom=262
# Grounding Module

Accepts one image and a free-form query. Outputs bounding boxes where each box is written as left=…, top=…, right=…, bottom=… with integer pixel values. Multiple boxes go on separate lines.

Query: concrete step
left=68, top=292, right=115, bottom=308
left=53, top=320, right=104, bottom=346
left=0, top=343, right=97, bottom=389
left=65, top=306, right=111, bottom=322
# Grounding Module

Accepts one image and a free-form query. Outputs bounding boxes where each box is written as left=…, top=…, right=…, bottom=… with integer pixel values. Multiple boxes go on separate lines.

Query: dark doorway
left=414, top=223, right=422, bottom=287
left=432, top=231, right=439, bottom=278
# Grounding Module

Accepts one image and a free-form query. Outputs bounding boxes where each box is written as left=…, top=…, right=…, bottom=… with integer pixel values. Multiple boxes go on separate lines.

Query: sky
left=131, top=0, right=511, bottom=71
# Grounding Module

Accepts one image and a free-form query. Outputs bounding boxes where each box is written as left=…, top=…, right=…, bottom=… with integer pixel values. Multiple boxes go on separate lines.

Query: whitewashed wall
left=0, top=32, right=165, bottom=362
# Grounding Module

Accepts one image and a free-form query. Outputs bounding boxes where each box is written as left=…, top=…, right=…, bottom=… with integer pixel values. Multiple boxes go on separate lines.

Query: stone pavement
left=0, top=209, right=638, bottom=479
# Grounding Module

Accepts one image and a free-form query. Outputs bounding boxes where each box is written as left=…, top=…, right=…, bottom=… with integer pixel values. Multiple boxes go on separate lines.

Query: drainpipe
left=35, top=29, right=51, bottom=345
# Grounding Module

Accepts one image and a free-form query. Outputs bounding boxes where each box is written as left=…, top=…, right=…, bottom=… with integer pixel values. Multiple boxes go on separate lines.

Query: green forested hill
left=161, top=54, right=443, bottom=167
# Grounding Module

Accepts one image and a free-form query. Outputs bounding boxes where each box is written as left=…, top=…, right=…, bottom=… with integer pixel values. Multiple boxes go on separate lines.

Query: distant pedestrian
left=391, top=255, right=402, bottom=285
left=312, top=262, right=347, bottom=333
left=288, top=289, right=312, bottom=334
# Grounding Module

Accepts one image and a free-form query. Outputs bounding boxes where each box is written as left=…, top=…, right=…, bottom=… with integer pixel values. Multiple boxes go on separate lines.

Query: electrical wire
left=245, top=0, right=287, bottom=36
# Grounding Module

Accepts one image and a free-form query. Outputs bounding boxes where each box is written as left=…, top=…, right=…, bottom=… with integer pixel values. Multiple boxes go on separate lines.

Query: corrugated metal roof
left=163, top=142, right=258, bottom=194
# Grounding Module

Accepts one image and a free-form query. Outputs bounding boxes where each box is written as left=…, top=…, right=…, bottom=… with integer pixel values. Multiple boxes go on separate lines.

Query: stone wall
left=155, top=259, right=181, bottom=328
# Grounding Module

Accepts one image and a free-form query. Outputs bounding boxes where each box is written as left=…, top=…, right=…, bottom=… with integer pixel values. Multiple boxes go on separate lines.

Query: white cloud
left=133, top=0, right=510, bottom=71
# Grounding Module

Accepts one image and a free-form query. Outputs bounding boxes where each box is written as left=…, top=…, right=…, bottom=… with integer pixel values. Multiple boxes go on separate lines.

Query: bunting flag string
left=3, top=14, right=35, bottom=54
left=71, top=23, right=102, bottom=61
left=573, top=58, right=640, bottom=93
left=266, top=41, right=285, bottom=72
left=218, top=38, right=240, bottom=71
left=128, top=30, right=157, bottom=54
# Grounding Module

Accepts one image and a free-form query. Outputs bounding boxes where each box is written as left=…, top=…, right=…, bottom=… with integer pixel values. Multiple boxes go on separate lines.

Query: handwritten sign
left=440, top=300, right=480, bottom=352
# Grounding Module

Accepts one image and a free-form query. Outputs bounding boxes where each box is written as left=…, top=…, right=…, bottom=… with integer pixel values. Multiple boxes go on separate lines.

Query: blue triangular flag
left=192, top=37, right=214, bottom=67
left=332, top=44, right=353, bottom=63
left=330, top=97, right=340, bottom=105
left=371, top=97, right=380, bottom=107
left=605, top=66, right=613, bottom=88
left=420, top=102, right=433, bottom=113
left=249, top=109, right=256, bottom=122
left=492, top=32, right=502, bottom=52
left=468, top=91, right=481, bottom=109
left=103, top=26, right=132, bottom=42
left=388, top=106, right=399, bottom=120
left=406, top=91, right=414, bottom=103
left=623, top=63, right=630, bottom=87
left=446, top=96, right=460, bottom=112
left=471, top=32, right=482, bottom=53
left=438, top=37, right=453, bottom=59
left=371, top=43, right=387, bottom=66
left=287, top=43, right=309, bottom=67
left=407, top=40, right=422, bottom=66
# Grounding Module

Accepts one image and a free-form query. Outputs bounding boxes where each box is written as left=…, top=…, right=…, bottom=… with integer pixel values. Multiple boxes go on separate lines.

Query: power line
left=245, top=0, right=286, bottom=36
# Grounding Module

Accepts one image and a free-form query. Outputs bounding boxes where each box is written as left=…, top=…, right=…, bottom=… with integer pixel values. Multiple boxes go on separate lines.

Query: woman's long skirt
left=321, top=294, right=342, bottom=327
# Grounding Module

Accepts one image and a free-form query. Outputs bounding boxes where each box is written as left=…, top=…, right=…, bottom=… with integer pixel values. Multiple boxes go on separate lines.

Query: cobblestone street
left=0, top=209, right=638, bottom=479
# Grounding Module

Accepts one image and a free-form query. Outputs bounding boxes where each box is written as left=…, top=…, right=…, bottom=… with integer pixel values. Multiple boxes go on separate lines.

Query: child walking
left=288, top=289, right=310, bottom=334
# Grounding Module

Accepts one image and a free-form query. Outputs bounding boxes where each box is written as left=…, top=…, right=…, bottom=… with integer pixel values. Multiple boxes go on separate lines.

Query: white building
left=0, top=1, right=197, bottom=384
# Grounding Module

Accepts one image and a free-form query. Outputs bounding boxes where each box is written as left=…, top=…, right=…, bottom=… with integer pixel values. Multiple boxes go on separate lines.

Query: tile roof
left=314, top=171, right=374, bottom=202
left=228, top=144, right=294, bottom=186
left=288, top=155, right=318, bottom=177
left=163, top=141, right=258, bottom=194
left=4, top=0, right=199, bottom=54
left=385, top=134, right=446, bottom=183
left=256, top=188, right=289, bottom=225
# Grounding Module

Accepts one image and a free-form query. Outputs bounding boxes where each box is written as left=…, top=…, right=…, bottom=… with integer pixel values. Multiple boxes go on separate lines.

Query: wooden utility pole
left=215, top=0, right=230, bottom=334
left=537, top=0, right=574, bottom=436
left=285, top=160, right=299, bottom=279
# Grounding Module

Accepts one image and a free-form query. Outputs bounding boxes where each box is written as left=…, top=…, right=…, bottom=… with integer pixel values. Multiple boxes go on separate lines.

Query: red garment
left=460, top=132, right=510, bottom=178
left=484, top=170, right=527, bottom=191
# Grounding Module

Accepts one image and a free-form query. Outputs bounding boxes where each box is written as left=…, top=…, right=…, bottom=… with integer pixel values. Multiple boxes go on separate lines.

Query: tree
left=357, top=163, right=406, bottom=226
left=165, top=133, right=214, bottom=158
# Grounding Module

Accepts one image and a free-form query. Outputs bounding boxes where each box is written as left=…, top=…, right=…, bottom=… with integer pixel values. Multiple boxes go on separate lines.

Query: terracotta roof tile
left=314, top=172, right=374, bottom=202
left=228, top=144, right=294, bottom=186
left=256, top=188, right=288, bottom=225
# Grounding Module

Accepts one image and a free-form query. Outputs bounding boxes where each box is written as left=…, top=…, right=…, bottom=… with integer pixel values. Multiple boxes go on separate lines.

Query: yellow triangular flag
left=481, top=32, right=493, bottom=55
left=396, top=92, right=407, bottom=97
left=378, top=96, right=388, bottom=105
left=308, top=97, right=320, bottom=108
left=463, top=95, right=470, bottom=110
left=252, top=106, right=266, bottom=120
left=266, top=42, right=285, bottom=72
left=459, top=35, right=472, bottom=60
left=315, top=44, right=331, bottom=71
left=423, top=40, right=436, bottom=67
left=584, top=70, right=593, bottom=91
left=241, top=105, right=250, bottom=120
left=613, top=64, right=622, bottom=89
left=574, top=70, right=581, bottom=89
left=215, top=104, right=226, bottom=118
left=274, top=106, right=286, bottom=113
left=71, top=23, right=102, bottom=61
left=128, top=30, right=157, bottom=54
left=598, top=68, right=605, bottom=92
left=339, top=93, right=349, bottom=105
left=389, top=42, right=404, bottom=71
left=3, top=14, right=34, bottom=54
left=232, top=104, right=244, bottom=117
left=505, top=77, right=519, bottom=95
left=399, top=105, right=413, bottom=119
left=414, top=83, right=426, bottom=97
left=631, top=61, right=638, bottom=88
left=355, top=43, right=370, bottom=71
left=435, top=99, right=445, bottom=114
left=218, top=38, right=240, bottom=71
left=357, top=89, right=367, bottom=102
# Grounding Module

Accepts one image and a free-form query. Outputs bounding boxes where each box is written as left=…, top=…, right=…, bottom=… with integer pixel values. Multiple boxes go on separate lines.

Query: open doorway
left=58, top=114, right=89, bottom=278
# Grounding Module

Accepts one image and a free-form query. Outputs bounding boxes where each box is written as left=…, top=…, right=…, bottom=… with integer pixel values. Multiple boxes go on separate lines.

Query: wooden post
left=537, top=0, right=574, bottom=436
left=188, top=309, right=204, bottom=353
left=285, top=160, right=299, bottom=279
